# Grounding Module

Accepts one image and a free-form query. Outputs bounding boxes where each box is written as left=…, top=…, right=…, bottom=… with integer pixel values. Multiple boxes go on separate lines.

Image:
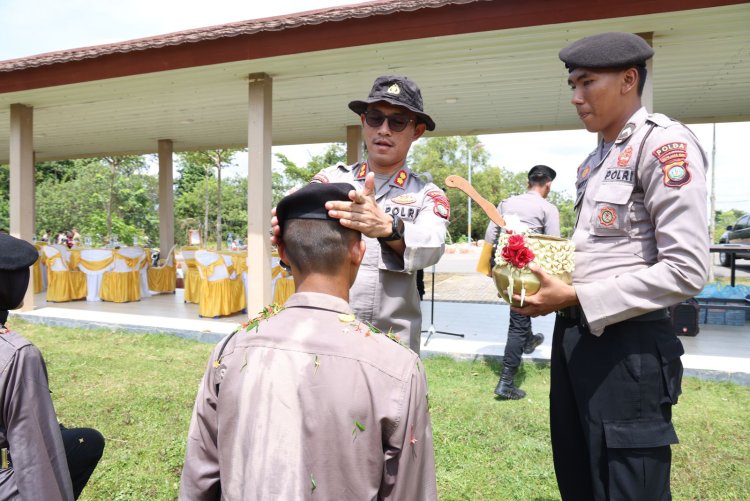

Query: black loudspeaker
left=669, top=298, right=700, bottom=336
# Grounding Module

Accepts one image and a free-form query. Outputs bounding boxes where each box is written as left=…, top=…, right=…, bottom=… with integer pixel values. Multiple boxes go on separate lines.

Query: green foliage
left=714, top=209, right=747, bottom=243
left=174, top=177, right=248, bottom=246
left=0, top=164, right=8, bottom=231
left=276, top=143, right=346, bottom=187
left=14, top=320, right=750, bottom=501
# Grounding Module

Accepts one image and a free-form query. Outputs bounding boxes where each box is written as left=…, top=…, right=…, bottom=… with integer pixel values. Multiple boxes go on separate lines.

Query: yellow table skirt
left=198, top=278, right=246, bottom=318
left=46, top=270, right=86, bottom=302
left=148, top=265, right=176, bottom=293
left=101, top=271, right=141, bottom=303
left=33, top=259, right=44, bottom=294
left=273, top=277, right=296, bottom=306
left=183, top=267, right=201, bottom=303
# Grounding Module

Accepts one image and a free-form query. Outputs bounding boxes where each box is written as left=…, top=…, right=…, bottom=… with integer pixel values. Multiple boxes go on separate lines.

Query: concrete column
left=246, top=73, right=273, bottom=314
left=158, top=139, right=175, bottom=254
left=9, top=103, right=35, bottom=311
left=637, top=32, right=654, bottom=113
left=346, top=125, right=363, bottom=164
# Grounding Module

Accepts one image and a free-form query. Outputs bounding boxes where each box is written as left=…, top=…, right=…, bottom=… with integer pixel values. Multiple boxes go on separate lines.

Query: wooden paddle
left=444, top=175, right=506, bottom=228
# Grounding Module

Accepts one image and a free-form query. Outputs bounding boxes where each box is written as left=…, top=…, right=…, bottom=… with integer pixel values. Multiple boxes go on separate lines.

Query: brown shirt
left=179, top=292, right=438, bottom=500
left=0, top=329, right=74, bottom=501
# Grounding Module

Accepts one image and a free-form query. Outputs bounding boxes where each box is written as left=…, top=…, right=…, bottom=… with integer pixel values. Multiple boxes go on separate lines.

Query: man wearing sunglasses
left=275, top=75, right=449, bottom=354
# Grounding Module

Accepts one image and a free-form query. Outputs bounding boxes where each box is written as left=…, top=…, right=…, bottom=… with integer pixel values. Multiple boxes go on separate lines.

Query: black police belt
left=558, top=305, right=669, bottom=328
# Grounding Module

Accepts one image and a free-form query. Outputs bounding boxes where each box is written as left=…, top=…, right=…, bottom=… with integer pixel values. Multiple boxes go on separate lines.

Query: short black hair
left=528, top=175, right=552, bottom=188
left=636, top=65, right=648, bottom=96
left=283, top=219, right=360, bottom=275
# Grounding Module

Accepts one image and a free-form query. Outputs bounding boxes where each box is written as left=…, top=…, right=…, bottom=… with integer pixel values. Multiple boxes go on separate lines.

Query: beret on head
left=0, top=233, right=39, bottom=270
left=559, top=32, right=654, bottom=72
left=276, top=183, right=354, bottom=237
left=528, top=165, right=556, bottom=181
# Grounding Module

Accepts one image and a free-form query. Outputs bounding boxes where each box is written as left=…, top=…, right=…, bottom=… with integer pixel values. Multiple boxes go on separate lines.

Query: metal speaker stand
left=421, top=265, right=464, bottom=345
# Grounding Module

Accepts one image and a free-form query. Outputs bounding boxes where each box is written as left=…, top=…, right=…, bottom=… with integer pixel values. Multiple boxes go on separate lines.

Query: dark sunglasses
left=363, top=110, right=415, bottom=132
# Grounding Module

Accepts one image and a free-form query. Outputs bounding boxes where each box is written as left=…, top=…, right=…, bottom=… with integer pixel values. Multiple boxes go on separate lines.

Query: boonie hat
left=348, top=75, right=436, bottom=131
left=528, top=165, right=556, bottom=181
left=559, top=32, right=654, bottom=72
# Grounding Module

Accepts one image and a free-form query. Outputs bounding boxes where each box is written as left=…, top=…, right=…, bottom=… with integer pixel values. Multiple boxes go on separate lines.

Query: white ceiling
left=0, top=3, right=748, bottom=162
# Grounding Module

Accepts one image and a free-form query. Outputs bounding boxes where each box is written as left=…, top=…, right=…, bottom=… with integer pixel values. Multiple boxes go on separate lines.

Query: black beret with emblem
left=349, top=75, right=436, bottom=131
left=528, top=165, right=556, bottom=181
left=0, top=233, right=39, bottom=270
left=276, top=183, right=354, bottom=237
left=559, top=32, right=654, bottom=72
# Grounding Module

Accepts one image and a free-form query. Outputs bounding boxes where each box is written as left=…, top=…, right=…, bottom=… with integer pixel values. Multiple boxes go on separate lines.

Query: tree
left=177, top=149, right=240, bottom=249
left=409, top=136, right=491, bottom=242
left=714, top=209, right=747, bottom=243
left=102, top=156, right=149, bottom=242
left=274, top=143, right=346, bottom=193
left=0, top=164, right=8, bottom=231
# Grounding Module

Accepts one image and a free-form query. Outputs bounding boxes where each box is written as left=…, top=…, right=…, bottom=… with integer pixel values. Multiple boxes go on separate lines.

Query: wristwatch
left=379, top=214, right=405, bottom=242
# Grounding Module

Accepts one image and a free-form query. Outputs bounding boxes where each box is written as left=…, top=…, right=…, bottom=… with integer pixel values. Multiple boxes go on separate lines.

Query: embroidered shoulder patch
left=426, top=190, right=450, bottom=220
left=653, top=142, right=691, bottom=188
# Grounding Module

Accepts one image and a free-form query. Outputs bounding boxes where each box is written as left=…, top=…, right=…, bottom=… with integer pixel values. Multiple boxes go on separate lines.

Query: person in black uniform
left=514, top=33, right=709, bottom=500
left=0, top=232, right=105, bottom=500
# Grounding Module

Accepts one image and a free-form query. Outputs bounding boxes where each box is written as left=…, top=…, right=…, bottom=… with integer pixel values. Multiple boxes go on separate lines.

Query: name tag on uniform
left=385, top=205, right=420, bottom=220
left=603, top=168, right=635, bottom=183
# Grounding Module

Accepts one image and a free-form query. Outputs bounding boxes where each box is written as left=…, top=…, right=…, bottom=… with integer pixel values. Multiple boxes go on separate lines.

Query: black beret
left=528, top=165, right=556, bottom=181
left=276, top=183, right=353, bottom=236
left=349, top=75, right=436, bottom=131
left=0, top=233, right=39, bottom=270
left=559, top=32, right=654, bottom=72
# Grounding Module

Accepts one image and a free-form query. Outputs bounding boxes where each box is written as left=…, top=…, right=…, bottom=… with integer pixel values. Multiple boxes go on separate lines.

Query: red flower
left=512, top=247, right=535, bottom=268
left=507, top=234, right=526, bottom=251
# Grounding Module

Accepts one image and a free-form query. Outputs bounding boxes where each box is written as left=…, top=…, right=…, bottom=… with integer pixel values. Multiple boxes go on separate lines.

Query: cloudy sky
left=2, top=0, right=748, bottom=213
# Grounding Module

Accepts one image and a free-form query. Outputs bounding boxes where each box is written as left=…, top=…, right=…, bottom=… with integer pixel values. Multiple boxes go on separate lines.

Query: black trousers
left=503, top=311, right=532, bottom=369
left=550, top=316, right=684, bottom=501
left=60, top=426, right=105, bottom=499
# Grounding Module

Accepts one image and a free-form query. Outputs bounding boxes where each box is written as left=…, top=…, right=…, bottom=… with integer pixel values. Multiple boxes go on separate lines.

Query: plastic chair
left=148, top=244, right=177, bottom=293
left=195, top=250, right=246, bottom=318
left=77, top=249, right=115, bottom=301
left=181, top=246, right=201, bottom=303
left=42, top=246, right=86, bottom=302
left=100, top=247, right=145, bottom=303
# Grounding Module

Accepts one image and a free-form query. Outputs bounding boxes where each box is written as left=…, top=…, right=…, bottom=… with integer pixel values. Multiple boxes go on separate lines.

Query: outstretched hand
left=510, top=263, right=578, bottom=317
left=325, top=173, right=392, bottom=238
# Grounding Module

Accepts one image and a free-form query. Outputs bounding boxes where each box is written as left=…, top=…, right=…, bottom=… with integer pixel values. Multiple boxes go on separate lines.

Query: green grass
left=13, top=320, right=750, bottom=500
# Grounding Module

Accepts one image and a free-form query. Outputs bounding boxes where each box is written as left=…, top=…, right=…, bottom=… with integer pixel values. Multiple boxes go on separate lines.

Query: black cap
left=349, top=75, right=435, bottom=131
left=276, top=183, right=354, bottom=237
left=559, top=32, right=654, bottom=72
left=0, top=233, right=39, bottom=271
left=528, top=165, right=556, bottom=181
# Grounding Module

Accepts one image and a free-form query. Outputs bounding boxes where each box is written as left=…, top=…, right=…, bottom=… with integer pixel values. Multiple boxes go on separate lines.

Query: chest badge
left=391, top=194, right=416, bottom=205
left=598, top=207, right=617, bottom=227
left=617, top=146, right=633, bottom=167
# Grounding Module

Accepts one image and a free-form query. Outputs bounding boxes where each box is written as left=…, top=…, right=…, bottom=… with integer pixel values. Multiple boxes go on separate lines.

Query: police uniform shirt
left=572, top=107, right=709, bottom=335
left=310, top=162, right=449, bottom=351
left=179, top=292, right=437, bottom=500
left=0, top=330, right=74, bottom=501
left=484, top=191, right=561, bottom=245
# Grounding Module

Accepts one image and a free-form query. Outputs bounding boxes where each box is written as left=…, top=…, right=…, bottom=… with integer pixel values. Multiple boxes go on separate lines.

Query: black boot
left=494, top=365, right=526, bottom=400
left=523, top=333, right=544, bottom=354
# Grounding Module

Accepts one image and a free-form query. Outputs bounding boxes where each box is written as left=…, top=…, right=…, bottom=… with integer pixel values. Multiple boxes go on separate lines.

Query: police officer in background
left=0, top=233, right=105, bottom=500
left=482, top=165, right=559, bottom=400
left=272, top=75, right=449, bottom=354
left=514, top=33, right=709, bottom=500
